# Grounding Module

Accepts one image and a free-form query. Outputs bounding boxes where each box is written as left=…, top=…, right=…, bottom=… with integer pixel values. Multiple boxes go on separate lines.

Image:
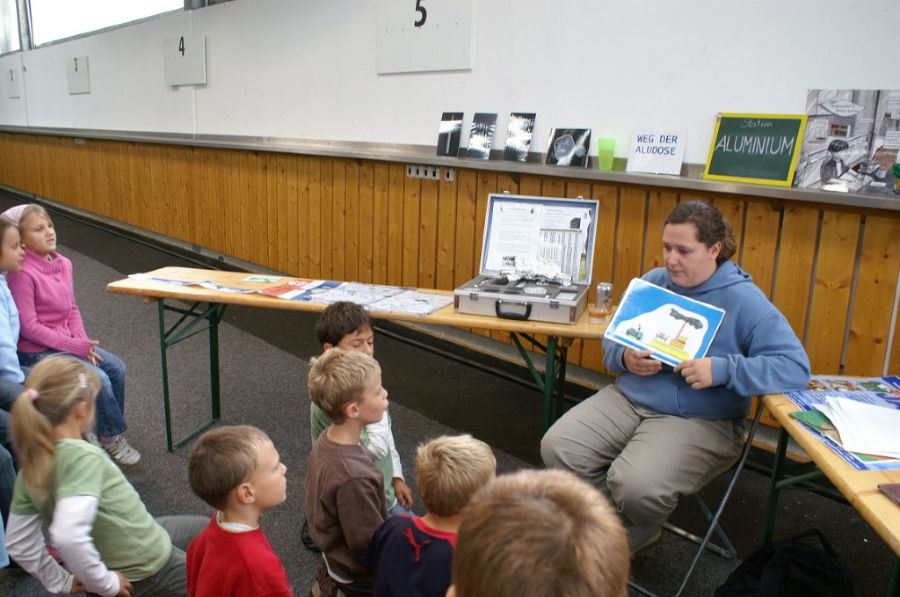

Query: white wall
left=1, top=0, right=898, bottom=163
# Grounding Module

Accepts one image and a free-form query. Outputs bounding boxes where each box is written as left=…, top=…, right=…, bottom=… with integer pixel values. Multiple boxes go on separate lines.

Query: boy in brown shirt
left=305, top=348, right=388, bottom=596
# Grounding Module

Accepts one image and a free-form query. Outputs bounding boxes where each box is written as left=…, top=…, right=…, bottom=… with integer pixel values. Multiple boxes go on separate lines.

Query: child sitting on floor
left=3, top=203, right=140, bottom=465
left=5, top=356, right=206, bottom=596
left=362, top=434, right=496, bottom=597
left=448, top=469, right=631, bottom=597
left=305, top=348, right=388, bottom=596
left=187, top=425, right=292, bottom=597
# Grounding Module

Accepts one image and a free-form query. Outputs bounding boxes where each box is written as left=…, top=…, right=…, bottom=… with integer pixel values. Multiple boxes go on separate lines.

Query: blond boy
left=305, top=348, right=389, bottom=595
left=362, top=435, right=496, bottom=597
left=187, top=425, right=292, bottom=597
left=448, top=469, right=630, bottom=597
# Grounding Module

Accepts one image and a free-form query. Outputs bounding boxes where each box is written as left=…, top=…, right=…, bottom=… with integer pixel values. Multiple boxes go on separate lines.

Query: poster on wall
left=436, top=112, right=464, bottom=157
left=503, top=112, right=536, bottom=162
left=545, top=128, right=591, bottom=168
left=793, top=89, right=880, bottom=192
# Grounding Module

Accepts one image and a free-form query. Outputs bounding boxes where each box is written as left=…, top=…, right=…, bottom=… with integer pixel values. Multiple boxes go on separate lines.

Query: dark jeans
left=18, top=348, right=128, bottom=438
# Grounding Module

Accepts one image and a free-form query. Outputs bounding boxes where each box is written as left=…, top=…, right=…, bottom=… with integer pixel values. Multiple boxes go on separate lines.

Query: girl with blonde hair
left=5, top=356, right=205, bottom=595
left=2, top=203, right=139, bottom=465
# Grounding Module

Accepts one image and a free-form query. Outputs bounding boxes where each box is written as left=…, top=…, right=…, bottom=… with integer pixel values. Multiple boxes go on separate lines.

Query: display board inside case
left=454, top=193, right=599, bottom=324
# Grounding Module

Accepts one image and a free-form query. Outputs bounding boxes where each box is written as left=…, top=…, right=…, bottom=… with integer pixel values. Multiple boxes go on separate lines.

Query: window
left=30, top=0, right=182, bottom=46
left=0, top=0, right=19, bottom=54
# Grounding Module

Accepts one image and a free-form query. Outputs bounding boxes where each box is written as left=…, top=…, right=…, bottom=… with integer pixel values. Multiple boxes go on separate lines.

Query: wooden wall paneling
left=160, top=145, right=179, bottom=241
left=771, top=205, right=819, bottom=337
left=401, top=174, right=421, bottom=288
left=371, top=163, right=390, bottom=284
left=148, top=144, right=168, bottom=236
left=453, top=170, right=477, bottom=287
left=331, top=159, right=347, bottom=281
left=614, top=187, right=648, bottom=300
left=581, top=182, right=620, bottom=373
left=844, top=215, right=900, bottom=375
left=710, top=196, right=746, bottom=260
left=386, top=163, right=406, bottom=286
left=418, top=178, right=438, bottom=289
left=740, top=200, right=782, bottom=297
left=891, top=281, right=900, bottom=375
left=357, top=162, right=375, bottom=283
left=182, top=146, right=201, bottom=252
left=518, top=175, right=542, bottom=197
left=435, top=169, right=458, bottom=290
left=264, top=153, right=278, bottom=270
left=805, top=210, right=861, bottom=373
left=644, top=191, right=677, bottom=271
left=319, top=158, right=335, bottom=279
left=274, top=154, right=289, bottom=272
left=129, top=143, right=150, bottom=238
left=306, top=158, right=322, bottom=277
left=204, top=148, right=222, bottom=256
left=283, top=155, right=300, bottom=275
left=296, top=158, right=311, bottom=277
left=345, top=160, right=361, bottom=283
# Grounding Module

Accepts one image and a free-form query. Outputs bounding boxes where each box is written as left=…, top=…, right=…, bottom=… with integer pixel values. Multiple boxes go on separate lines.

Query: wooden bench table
left=107, top=266, right=606, bottom=450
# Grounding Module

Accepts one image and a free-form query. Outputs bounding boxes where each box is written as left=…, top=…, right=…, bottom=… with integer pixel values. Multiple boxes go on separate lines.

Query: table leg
left=763, top=427, right=789, bottom=546
left=888, top=557, right=899, bottom=597
left=156, top=299, right=227, bottom=451
left=509, top=333, right=568, bottom=432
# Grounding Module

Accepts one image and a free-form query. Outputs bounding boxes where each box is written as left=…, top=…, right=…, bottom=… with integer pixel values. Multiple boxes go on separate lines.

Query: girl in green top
left=5, top=356, right=205, bottom=596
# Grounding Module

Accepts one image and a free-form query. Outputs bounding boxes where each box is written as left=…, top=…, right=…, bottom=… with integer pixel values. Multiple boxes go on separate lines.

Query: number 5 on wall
left=414, top=0, right=426, bottom=27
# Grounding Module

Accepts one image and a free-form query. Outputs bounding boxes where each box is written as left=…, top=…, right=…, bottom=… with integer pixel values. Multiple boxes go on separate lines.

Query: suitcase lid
left=478, top=193, right=599, bottom=284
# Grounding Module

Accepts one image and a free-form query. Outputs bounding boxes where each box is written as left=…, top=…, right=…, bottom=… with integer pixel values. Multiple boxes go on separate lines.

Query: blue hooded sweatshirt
left=603, top=262, right=810, bottom=420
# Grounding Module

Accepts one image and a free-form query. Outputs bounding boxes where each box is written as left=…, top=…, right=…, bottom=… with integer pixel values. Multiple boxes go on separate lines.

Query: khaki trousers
left=541, top=384, right=743, bottom=552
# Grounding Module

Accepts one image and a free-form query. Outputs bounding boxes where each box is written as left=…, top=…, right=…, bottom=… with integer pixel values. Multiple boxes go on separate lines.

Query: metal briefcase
left=454, top=193, right=599, bottom=325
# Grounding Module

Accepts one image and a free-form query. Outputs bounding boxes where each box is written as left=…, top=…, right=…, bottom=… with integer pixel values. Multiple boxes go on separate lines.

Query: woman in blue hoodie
left=541, top=200, right=810, bottom=555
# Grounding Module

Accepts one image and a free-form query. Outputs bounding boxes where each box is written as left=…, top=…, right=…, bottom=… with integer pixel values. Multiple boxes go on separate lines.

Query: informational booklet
left=242, top=275, right=283, bottom=284
left=503, top=112, right=536, bottom=162
left=785, top=375, right=900, bottom=471
left=436, top=112, right=464, bottom=157
left=545, top=128, right=591, bottom=167
left=465, top=113, right=497, bottom=160
left=793, top=89, right=879, bottom=190
left=259, top=279, right=324, bottom=300
left=603, top=278, right=725, bottom=367
left=869, top=89, right=900, bottom=192
left=367, top=289, right=454, bottom=316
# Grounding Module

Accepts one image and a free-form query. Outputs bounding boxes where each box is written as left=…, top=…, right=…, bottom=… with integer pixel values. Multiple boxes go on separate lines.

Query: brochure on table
left=603, top=278, right=724, bottom=366
left=785, top=375, right=900, bottom=471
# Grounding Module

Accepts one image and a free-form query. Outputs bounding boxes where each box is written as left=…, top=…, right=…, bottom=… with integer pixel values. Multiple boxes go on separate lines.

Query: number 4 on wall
left=163, top=34, right=208, bottom=87
left=414, top=0, right=427, bottom=27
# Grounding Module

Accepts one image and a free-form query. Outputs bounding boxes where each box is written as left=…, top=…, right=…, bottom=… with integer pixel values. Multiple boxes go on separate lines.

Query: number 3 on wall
left=414, top=0, right=426, bottom=27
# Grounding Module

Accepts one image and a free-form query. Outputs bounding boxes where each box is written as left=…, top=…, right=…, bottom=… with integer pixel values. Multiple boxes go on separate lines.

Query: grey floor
left=1, top=192, right=896, bottom=596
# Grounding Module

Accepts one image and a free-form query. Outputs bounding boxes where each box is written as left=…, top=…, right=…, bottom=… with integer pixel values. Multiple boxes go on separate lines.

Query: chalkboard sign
left=703, top=113, right=807, bottom=187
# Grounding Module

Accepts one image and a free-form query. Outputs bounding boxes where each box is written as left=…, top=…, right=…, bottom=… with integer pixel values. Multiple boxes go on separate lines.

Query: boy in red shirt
left=187, top=425, right=292, bottom=597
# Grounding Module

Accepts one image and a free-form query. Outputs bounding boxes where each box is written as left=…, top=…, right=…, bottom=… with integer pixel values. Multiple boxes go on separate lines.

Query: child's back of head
left=307, top=348, right=381, bottom=425
left=315, top=301, right=373, bottom=351
left=188, top=425, right=279, bottom=512
left=416, top=434, right=496, bottom=517
left=450, top=469, right=630, bottom=597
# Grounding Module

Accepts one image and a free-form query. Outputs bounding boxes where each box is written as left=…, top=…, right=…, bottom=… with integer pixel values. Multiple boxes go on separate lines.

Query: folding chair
left=628, top=404, right=764, bottom=597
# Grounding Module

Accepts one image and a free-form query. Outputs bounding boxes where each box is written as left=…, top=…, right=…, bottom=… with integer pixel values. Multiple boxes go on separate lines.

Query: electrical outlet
left=444, top=168, right=455, bottom=182
left=406, top=164, right=441, bottom=180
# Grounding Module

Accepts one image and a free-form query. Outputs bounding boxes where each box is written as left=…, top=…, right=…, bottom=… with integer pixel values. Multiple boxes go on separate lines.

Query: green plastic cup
left=597, top=138, right=616, bottom=171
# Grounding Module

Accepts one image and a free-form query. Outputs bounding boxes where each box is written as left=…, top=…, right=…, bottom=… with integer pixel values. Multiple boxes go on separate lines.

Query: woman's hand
left=674, top=358, right=713, bottom=390
left=623, top=348, right=662, bottom=376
